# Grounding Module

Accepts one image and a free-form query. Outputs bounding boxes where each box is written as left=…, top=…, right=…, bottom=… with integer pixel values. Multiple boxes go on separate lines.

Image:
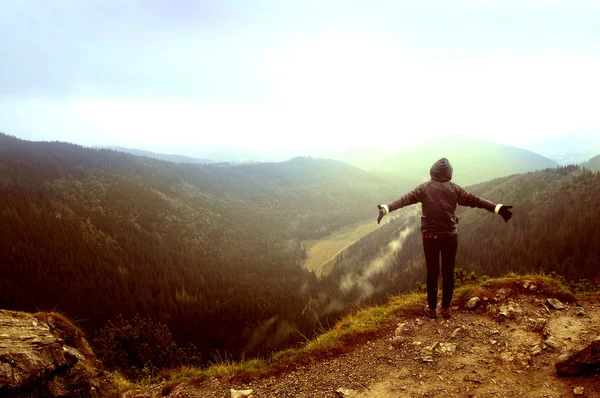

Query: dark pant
left=423, top=234, right=458, bottom=310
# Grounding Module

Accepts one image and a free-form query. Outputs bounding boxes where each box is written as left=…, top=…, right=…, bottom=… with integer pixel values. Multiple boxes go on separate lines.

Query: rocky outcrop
left=555, top=336, right=600, bottom=377
left=0, top=310, right=107, bottom=397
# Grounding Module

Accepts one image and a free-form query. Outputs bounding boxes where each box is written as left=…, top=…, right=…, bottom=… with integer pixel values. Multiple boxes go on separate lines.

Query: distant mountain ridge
left=583, top=154, right=600, bottom=171
left=106, top=146, right=216, bottom=164
left=332, top=135, right=559, bottom=186
left=525, top=134, right=600, bottom=165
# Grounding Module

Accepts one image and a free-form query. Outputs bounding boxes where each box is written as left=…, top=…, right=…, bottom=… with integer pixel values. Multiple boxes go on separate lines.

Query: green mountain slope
left=583, top=154, right=600, bottom=171
left=0, top=133, right=399, bottom=359
left=323, top=166, right=600, bottom=307
left=334, top=135, right=558, bottom=186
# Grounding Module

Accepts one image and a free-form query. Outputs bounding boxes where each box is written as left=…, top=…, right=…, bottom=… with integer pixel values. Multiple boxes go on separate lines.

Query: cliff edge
left=0, top=310, right=108, bottom=397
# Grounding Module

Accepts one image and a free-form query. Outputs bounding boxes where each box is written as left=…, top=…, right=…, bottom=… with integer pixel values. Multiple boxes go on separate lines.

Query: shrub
left=93, top=314, right=200, bottom=380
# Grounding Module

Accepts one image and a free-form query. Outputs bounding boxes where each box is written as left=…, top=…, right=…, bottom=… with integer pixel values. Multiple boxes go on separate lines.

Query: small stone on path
left=466, top=297, right=481, bottom=310
left=336, top=387, right=358, bottom=397
left=544, top=336, right=563, bottom=350
left=547, top=298, right=565, bottom=310
left=530, top=318, right=547, bottom=332
left=499, top=301, right=523, bottom=320
left=230, top=388, right=253, bottom=398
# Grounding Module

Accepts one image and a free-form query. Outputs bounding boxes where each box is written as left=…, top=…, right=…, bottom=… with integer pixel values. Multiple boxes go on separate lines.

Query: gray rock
left=390, top=336, right=405, bottom=349
left=230, top=388, right=253, bottom=398
left=394, top=322, right=407, bottom=335
left=531, top=344, right=543, bottom=356
left=528, top=283, right=537, bottom=291
left=576, top=307, right=586, bottom=317
left=451, top=327, right=463, bottom=338
left=466, top=297, right=481, bottom=310
left=499, top=301, right=523, bottom=320
left=437, top=342, right=457, bottom=354
left=486, top=304, right=498, bottom=317
left=547, top=298, right=565, bottom=310
left=499, top=351, right=514, bottom=362
left=545, top=336, right=563, bottom=350
left=530, top=318, right=548, bottom=332
left=336, top=387, right=358, bottom=397
left=0, top=310, right=105, bottom=397
left=421, top=343, right=437, bottom=363
left=494, top=288, right=512, bottom=301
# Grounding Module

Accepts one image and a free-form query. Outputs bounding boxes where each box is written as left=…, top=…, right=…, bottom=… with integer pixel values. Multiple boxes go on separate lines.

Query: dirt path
left=166, top=294, right=600, bottom=398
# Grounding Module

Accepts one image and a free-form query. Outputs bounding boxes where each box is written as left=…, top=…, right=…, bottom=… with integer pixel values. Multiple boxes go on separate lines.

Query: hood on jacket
left=430, top=158, right=453, bottom=182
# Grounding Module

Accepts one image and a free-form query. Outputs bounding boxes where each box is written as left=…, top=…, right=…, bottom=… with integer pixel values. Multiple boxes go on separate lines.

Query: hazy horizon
left=2, top=1, right=600, bottom=157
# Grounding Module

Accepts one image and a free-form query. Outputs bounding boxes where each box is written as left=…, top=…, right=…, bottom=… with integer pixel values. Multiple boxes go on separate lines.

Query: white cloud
left=2, top=1, right=599, bottom=152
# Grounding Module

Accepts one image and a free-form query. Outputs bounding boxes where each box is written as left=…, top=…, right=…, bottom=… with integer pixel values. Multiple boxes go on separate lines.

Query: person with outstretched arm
left=377, top=158, right=512, bottom=319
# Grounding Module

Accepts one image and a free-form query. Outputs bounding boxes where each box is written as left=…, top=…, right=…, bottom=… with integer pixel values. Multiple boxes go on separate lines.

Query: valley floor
left=160, top=291, right=600, bottom=398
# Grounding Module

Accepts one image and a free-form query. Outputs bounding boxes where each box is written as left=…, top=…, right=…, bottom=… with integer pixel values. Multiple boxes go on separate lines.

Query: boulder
left=555, top=336, right=600, bottom=376
left=0, top=310, right=106, bottom=397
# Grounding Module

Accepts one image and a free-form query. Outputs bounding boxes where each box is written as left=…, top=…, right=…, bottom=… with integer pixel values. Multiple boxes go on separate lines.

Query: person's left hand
left=498, top=205, right=513, bottom=223
left=377, top=204, right=388, bottom=224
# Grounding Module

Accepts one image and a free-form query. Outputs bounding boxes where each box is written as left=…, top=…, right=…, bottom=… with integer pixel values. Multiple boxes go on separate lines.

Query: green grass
left=302, top=218, right=387, bottom=277
left=117, top=272, right=595, bottom=395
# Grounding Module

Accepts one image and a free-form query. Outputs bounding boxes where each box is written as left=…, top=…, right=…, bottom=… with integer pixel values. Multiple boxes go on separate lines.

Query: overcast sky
left=1, top=0, right=599, bottom=155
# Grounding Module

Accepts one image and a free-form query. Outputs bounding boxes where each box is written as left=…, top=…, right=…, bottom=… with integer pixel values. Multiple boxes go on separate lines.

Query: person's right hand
left=377, top=205, right=389, bottom=224
left=498, top=205, right=513, bottom=223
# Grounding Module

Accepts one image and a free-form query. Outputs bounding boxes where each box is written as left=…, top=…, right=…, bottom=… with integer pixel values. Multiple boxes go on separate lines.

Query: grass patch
left=109, top=371, right=152, bottom=395
left=452, top=271, right=580, bottom=307
left=305, top=294, right=421, bottom=352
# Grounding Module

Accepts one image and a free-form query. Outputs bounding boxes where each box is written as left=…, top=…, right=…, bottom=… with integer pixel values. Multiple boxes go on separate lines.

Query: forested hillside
left=583, top=154, right=600, bottom=171
left=0, top=133, right=399, bottom=360
left=323, top=166, right=600, bottom=307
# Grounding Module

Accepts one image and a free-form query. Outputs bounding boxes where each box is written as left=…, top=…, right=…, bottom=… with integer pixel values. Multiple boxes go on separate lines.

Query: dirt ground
left=162, top=292, right=600, bottom=398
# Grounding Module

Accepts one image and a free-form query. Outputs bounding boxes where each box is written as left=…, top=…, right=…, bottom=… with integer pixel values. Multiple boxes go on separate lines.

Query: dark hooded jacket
left=387, top=158, right=496, bottom=236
